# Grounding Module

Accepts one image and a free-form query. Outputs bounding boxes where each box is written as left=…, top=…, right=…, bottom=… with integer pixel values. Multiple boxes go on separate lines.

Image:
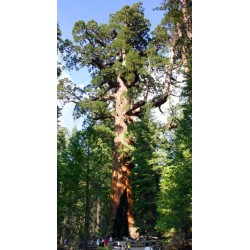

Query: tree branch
left=86, top=30, right=107, bottom=48
left=92, top=114, right=114, bottom=120
left=126, top=100, right=146, bottom=116
left=92, top=58, right=106, bottom=69
left=92, top=94, right=115, bottom=102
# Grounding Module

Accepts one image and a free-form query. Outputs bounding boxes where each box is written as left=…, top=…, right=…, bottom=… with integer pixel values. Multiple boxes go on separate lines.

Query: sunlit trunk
left=177, top=1, right=192, bottom=74
left=94, top=197, right=100, bottom=233
left=180, top=0, right=192, bottom=40
left=110, top=75, right=138, bottom=239
left=176, top=22, right=190, bottom=75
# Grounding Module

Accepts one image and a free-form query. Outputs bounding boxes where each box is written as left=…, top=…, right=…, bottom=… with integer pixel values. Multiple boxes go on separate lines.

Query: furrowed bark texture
left=109, top=40, right=177, bottom=238
left=177, top=0, right=192, bottom=74
left=180, top=0, right=192, bottom=40
left=110, top=75, right=138, bottom=239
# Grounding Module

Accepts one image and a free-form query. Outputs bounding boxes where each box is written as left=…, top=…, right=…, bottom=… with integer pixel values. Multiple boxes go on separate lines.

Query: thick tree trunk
left=176, top=4, right=192, bottom=99
left=177, top=1, right=192, bottom=74
left=180, top=0, right=192, bottom=40
left=176, top=22, right=190, bottom=75
left=110, top=75, right=138, bottom=239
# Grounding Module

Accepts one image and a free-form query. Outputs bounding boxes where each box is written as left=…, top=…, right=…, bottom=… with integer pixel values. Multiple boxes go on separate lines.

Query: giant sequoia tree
left=61, top=2, right=180, bottom=238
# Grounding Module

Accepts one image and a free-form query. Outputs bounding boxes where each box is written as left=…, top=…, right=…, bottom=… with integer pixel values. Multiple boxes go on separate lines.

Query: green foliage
left=154, top=0, right=192, bottom=99
left=109, top=2, right=150, bottom=52
left=153, top=1, right=192, bottom=242
left=57, top=124, right=113, bottom=244
left=156, top=102, right=192, bottom=239
left=62, top=2, right=168, bottom=122
left=129, top=106, right=162, bottom=235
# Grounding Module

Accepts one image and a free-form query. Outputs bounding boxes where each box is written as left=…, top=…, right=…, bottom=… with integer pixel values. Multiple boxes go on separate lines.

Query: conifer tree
left=156, top=103, right=192, bottom=248
left=129, top=106, right=161, bottom=236
left=57, top=124, right=113, bottom=246
left=154, top=1, right=192, bottom=247
left=61, top=2, right=178, bottom=238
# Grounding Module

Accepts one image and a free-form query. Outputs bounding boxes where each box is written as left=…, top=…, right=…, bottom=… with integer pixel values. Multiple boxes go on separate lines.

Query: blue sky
left=58, top=0, right=164, bottom=40
left=57, top=0, right=165, bottom=131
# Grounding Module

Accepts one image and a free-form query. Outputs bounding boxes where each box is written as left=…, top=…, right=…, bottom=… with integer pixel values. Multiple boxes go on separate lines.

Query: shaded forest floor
left=57, top=239, right=192, bottom=250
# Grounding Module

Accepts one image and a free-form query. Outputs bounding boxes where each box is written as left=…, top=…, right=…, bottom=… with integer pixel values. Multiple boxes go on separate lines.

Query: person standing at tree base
left=127, top=241, right=131, bottom=250
left=145, top=242, right=152, bottom=250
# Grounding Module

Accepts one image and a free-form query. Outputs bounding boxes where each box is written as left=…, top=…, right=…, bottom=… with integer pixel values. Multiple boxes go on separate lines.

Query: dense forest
left=57, top=1, right=192, bottom=249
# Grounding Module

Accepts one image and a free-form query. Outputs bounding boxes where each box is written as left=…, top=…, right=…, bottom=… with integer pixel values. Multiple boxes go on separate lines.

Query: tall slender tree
left=57, top=124, right=113, bottom=246
left=156, top=103, right=192, bottom=249
left=154, top=0, right=192, bottom=99
left=129, top=106, right=161, bottom=236
left=154, top=1, right=192, bottom=248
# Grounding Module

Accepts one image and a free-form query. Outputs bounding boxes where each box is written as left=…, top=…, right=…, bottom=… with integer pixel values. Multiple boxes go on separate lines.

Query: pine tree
left=153, top=1, right=192, bottom=247
left=57, top=124, right=113, bottom=246
left=153, top=0, right=192, bottom=99
left=156, top=103, right=192, bottom=248
left=129, top=106, right=161, bottom=236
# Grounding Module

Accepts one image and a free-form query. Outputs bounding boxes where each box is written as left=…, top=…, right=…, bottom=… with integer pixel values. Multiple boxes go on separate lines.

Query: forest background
left=1, top=1, right=250, bottom=250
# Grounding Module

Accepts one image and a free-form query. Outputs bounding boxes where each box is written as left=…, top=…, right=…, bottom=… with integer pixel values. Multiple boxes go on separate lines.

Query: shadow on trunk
left=113, top=188, right=129, bottom=238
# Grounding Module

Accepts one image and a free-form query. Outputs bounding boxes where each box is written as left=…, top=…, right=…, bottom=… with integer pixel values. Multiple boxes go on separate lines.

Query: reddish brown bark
left=176, top=21, right=190, bottom=75
left=177, top=1, right=192, bottom=74
left=110, top=75, right=138, bottom=239
left=180, top=0, right=192, bottom=40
